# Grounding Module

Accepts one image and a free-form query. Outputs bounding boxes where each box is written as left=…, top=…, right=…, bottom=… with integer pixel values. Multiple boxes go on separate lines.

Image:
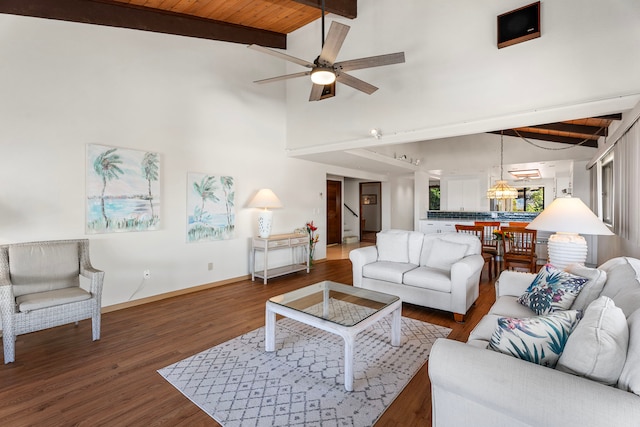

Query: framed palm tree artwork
left=186, top=173, right=235, bottom=242
left=86, top=144, right=161, bottom=234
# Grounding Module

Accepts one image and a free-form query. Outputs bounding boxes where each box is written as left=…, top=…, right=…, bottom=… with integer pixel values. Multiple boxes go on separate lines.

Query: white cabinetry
left=447, top=179, right=480, bottom=211
left=419, top=220, right=473, bottom=234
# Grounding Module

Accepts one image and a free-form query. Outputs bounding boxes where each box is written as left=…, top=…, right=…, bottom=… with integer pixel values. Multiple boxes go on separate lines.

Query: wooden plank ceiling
left=0, top=0, right=357, bottom=48
left=490, top=114, right=622, bottom=148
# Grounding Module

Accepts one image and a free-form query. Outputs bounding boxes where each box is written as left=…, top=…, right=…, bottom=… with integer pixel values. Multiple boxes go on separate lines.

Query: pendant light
left=487, top=131, right=518, bottom=204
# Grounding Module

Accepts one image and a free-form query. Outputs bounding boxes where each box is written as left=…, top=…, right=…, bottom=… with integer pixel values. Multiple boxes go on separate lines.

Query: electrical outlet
left=208, top=262, right=213, bottom=271
left=143, top=269, right=151, bottom=279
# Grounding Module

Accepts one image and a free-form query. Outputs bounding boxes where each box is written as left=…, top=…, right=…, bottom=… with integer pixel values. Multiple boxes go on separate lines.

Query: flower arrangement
left=493, top=229, right=512, bottom=241
left=306, top=221, right=319, bottom=265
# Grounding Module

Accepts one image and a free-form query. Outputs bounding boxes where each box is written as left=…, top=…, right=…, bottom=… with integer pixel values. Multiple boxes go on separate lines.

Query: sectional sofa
left=429, top=257, right=640, bottom=426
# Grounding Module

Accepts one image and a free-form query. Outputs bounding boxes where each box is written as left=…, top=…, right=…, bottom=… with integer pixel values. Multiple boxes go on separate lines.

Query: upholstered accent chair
left=0, top=239, right=104, bottom=363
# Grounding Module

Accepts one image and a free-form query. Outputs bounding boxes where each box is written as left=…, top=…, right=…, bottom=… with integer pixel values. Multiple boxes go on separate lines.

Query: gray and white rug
left=158, top=300, right=451, bottom=426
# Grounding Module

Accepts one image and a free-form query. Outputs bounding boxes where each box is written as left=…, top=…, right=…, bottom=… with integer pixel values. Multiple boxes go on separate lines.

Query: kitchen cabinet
left=419, top=220, right=473, bottom=234
left=447, top=179, right=480, bottom=211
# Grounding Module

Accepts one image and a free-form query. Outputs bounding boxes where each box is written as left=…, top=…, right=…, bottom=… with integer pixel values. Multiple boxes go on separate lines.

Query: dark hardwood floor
left=0, top=259, right=497, bottom=426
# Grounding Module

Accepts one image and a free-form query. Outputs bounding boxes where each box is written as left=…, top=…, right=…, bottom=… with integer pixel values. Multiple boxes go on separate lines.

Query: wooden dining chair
left=501, top=226, right=538, bottom=273
left=455, top=224, right=494, bottom=279
left=508, top=222, right=529, bottom=227
left=474, top=221, right=501, bottom=261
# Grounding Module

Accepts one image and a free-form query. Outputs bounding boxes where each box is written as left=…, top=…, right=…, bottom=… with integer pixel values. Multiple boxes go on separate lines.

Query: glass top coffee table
left=265, top=280, right=402, bottom=391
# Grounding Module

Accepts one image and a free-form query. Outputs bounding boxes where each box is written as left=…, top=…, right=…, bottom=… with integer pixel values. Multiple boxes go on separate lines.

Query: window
left=512, top=187, right=544, bottom=212
left=429, top=185, right=440, bottom=210
left=601, top=157, right=613, bottom=225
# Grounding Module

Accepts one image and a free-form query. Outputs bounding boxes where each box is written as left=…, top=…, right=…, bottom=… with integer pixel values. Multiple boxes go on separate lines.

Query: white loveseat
left=349, top=230, right=484, bottom=322
left=429, top=257, right=640, bottom=427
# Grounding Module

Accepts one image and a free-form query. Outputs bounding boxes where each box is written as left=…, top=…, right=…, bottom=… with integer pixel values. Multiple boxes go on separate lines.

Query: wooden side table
left=251, top=233, right=310, bottom=284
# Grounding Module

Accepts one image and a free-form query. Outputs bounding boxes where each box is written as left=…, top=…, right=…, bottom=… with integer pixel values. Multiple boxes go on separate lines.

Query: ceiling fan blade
left=318, top=22, right=350, bottom=65
left=336, top=52, right=405, bottom=72
left=336, top=72, right=378, bottom=95
left=248, top=44, right=314, bottom=68
left=309, top=84, right=325, bottom=101
left=254, top=71, right=310, bottom=84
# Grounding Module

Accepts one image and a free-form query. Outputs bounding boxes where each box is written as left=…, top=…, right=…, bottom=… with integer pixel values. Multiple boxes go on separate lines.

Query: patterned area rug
left=158, top=300, right=451, bottom=426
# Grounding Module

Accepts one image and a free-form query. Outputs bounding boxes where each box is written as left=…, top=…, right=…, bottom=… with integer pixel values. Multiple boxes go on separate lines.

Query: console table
left=251, top=233, right=310, bottom=284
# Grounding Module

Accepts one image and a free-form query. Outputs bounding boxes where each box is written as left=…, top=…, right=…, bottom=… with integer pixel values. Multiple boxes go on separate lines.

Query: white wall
left=0, top=15, right=328, bottom=309
left=284, top=0, right=640, bottom=152
left=389, top=175, right=414, bottom=230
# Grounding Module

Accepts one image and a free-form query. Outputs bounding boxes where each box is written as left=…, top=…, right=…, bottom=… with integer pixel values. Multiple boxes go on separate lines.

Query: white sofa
left=429, top=257, right=640, bottom=427
left=349, top=230, right=484, bottom=322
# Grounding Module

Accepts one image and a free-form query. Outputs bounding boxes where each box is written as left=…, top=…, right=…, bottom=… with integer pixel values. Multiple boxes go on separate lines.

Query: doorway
left=326, top=180, right=342, bottom=245
left=359, top=182, right=381, bottom=243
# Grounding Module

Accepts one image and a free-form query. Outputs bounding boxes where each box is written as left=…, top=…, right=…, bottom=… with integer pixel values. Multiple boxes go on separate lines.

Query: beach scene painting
left=187, top=173, right=235, bottom=243
left=86, top=144, right=161, bottom=234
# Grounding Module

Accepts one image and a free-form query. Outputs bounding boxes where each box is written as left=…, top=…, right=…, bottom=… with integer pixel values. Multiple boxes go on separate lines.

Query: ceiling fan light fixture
left=310, top=67, right=336, bottom=85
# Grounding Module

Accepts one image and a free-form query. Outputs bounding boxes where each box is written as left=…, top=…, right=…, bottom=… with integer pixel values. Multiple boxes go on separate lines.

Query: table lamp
left=526, top=196, right=614, bottom=269
left=248, top=188, right=283, bottom=238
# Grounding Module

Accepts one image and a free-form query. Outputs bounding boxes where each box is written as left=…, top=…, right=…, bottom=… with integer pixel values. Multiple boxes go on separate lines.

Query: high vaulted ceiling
left=1, top=0, right=622, bottom=171
left=0, top=0, right=357, bottom=48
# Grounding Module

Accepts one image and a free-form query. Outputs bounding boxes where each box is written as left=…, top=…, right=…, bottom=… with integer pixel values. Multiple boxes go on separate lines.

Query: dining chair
left=474, top=221, right=501, bottom=261
left=508, top=222, right=529, bottom=227
left=501, top=226, right=538, bottom=273
left=455, top=224, right=494, bottom=279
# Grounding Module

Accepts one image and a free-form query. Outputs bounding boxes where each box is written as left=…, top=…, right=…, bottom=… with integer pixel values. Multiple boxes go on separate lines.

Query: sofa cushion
left=488, top=310, right=582, bottom=368
left=16, top=287, right=91, bottom=312
left=517, top=264, right=589, bottom=315
left=599, top=257, right=640, bottom=318
left=618, top=308, right=640, bottom=395
left=362, top=261, right=416, bottom=284
left=9, top=242, right=80, bottom=297
left=424, top=239, right=468, bottom=271
left=403, top=267, right=451, bottom=292
left=376, top=231, right=409, bottom=263
left=468, top=314, right=502, bottom=344
left=567, top=264, right=608, bottom=312
left=489, top=296, right=537, bottom=318
left=407, top=231, right=425, bottom=265
left=557, top=296, right=629, bottom=385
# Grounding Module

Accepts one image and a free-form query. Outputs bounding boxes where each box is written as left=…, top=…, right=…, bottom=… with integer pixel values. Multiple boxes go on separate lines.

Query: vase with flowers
left=306, top=221, right=319, bottom=267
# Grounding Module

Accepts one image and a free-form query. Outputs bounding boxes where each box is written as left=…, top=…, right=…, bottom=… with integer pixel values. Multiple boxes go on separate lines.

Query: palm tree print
left=141, top=152, right=159, bottom=217
left=220, top=176, right=235, bottom=227
left=193, top=175, right=219, bottom=222
left=93, top=148, right=124, bottom=225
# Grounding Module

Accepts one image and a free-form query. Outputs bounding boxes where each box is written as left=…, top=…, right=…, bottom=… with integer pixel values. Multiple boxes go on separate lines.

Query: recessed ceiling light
left=508, top=169, right=541, bottom=179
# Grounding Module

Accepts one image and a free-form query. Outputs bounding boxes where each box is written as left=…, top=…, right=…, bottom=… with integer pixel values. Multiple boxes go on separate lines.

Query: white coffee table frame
left=265, top=281, right=402, bottom=392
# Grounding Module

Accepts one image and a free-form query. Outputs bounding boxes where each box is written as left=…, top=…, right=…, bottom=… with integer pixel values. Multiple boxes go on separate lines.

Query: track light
left=370, top=128, right=382, bottom=139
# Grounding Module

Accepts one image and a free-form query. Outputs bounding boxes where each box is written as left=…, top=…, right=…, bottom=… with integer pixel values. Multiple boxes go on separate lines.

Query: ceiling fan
left=248, top=1, right=405, bottom=102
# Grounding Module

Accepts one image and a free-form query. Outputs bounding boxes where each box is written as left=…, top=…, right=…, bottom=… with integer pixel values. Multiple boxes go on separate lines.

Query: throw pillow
left=376, top=232, right=409, bottom=263
left=517, top=264, right=589, bottom=315
left=565, top=263, right=608, bottom=312
left=489, top=310, right=582, bottom=368
left=557, top=296, right=628, bottom=385
left=424, top=238, right=468, bottom=271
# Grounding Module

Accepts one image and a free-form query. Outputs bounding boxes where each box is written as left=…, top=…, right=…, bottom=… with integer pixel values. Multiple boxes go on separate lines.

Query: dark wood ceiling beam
left=525, top=123, right=607, bottom=137
left=490, top=130, right=599, bottom=148
left=596, top=113, right=623, bottom=121
left=293, top=0, right=357, bottom=19
left=0, top=0, right=287, bottom=48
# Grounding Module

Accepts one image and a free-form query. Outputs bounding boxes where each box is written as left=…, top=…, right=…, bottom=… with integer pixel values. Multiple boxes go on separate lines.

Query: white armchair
left=0, top=239, right=104, bottom=363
